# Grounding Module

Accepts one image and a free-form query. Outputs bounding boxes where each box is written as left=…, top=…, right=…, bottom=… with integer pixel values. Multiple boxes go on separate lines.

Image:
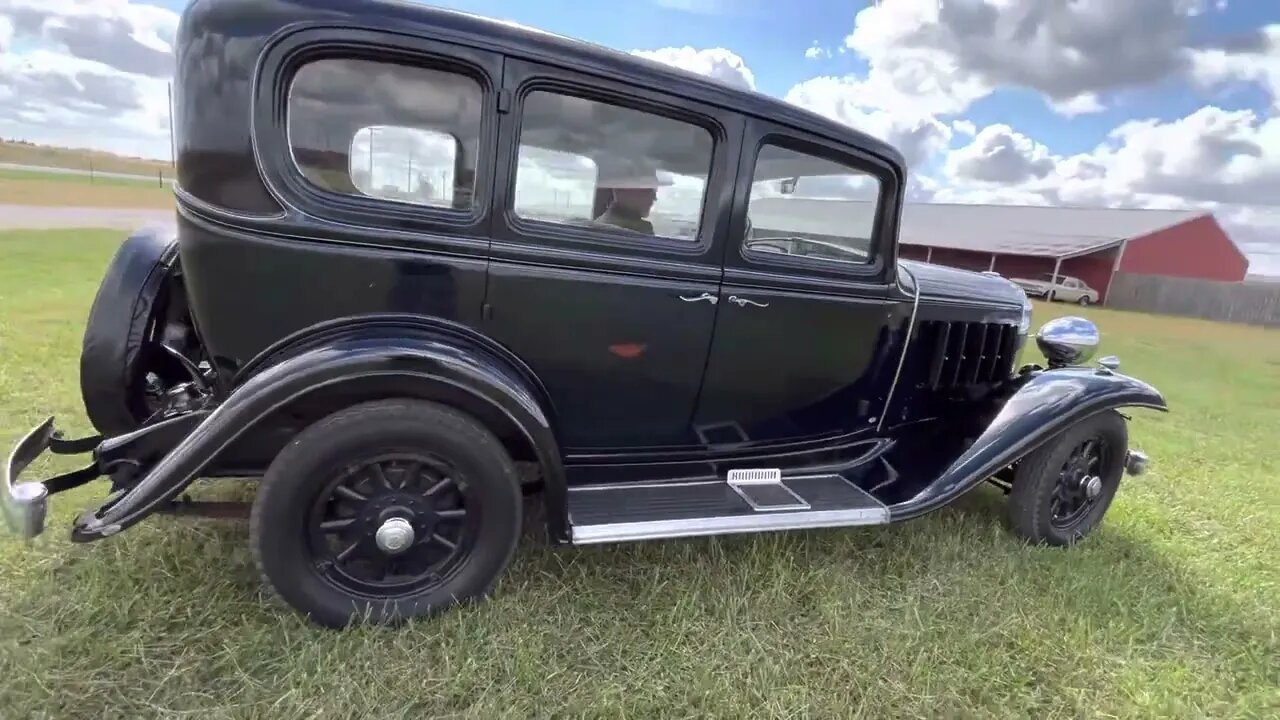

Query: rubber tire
left=1006, top=410, right=1127, bottom=546
left=79, top=228, right=180, bottom=437
left=1078, top=296, right=1092, bottom=306
left=250, top=399, right=521, bottom=628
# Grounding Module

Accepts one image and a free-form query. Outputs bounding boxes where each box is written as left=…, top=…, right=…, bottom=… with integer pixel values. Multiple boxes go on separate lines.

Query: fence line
left=1106, top=272, right=1280, bottom=327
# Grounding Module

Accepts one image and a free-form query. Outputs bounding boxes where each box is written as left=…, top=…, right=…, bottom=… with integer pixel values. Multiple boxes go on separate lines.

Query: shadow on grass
left=2, top=485, right=1275, bottom=715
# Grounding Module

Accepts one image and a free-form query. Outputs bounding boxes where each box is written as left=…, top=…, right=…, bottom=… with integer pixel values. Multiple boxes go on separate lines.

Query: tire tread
left=249, top=398, right=520, bottom=627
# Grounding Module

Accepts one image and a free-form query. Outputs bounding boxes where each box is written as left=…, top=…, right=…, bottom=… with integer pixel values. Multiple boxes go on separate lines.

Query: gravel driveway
left=0, top=204, right=173, bottom=231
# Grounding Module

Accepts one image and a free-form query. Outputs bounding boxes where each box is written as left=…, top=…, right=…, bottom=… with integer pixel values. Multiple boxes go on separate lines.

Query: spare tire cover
left=80, top=226, right=179, bottom=437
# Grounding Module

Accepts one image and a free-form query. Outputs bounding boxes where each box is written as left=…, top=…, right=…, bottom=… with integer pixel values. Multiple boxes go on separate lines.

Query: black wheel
left=1006, top=410, right=1127, bottom=546
left=1077, top=295, right=1092, bottom=306
left=250, top=399, right=521, bottom=627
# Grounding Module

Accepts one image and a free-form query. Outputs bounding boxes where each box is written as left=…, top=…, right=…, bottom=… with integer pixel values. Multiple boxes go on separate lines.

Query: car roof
left=185, top=0, right=906, bottom=175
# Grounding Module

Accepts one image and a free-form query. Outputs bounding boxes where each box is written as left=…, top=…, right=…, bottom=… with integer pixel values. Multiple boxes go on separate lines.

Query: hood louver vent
left=918, top=321, right=1019, bottom=390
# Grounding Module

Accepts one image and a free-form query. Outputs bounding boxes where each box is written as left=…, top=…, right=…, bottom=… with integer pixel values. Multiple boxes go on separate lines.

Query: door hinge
left=497, top=89, right=512, bottom=114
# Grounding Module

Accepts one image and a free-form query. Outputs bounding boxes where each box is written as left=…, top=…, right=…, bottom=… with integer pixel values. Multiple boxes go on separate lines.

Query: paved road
left=0, top=204, right=173, bottom=230
left=0, top=162, right=174, bottom=184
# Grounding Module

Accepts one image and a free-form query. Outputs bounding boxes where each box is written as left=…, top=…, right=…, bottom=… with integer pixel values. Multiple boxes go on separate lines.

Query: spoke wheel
left=1048, top=437, right=1108, bottom=531
left=307, top=453, right=477, bottom=599
left=251, top=399, right=521, bottom=628
left=1007, top=410, right=1127, bottom=546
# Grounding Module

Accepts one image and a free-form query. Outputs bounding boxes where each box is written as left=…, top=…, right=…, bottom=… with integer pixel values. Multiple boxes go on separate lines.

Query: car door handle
left=679, top=293, right=718, bottom=304
left=728, top=295, right=769, bottom=308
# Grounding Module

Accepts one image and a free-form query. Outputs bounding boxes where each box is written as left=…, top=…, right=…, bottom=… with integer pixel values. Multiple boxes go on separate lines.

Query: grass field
left=0, top=139, right=171, bottom=178
left=1, top=229, right=1277, bottom=718
left=0, top=169, right=175, bottom=209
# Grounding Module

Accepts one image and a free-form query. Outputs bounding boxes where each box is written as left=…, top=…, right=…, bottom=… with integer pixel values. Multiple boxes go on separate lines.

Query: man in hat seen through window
left=593, top=165, right=673, bottom=236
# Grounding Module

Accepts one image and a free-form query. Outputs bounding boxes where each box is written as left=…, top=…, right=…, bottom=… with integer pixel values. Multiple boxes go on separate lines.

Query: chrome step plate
left=568, top=473, right=889, bottom=545
left=726, top=468, right=808, bottom=511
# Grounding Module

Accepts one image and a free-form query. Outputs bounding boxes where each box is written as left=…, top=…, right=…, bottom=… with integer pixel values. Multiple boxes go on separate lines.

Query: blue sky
left=3, top=0, right=1279, bottom=274
left=421, top=0, right=1278, bottom=157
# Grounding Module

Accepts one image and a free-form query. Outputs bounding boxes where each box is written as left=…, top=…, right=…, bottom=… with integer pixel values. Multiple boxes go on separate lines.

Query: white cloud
left=1189, top=25, right=1280, bottom=110
left=946, top=106, right=1280, bottom=209
left=0, top=47, right=171, bottom=158
left=840, top=0, right=1263, bottom=117
left=934, top=106, right=1280, bottom=274
left=631, top=46, right=756, bottom=90
left=0, top=0, right=176, bottom=158
left=1050, top=93, right=1105, bottom=116
left=1220, top=205, right=1280, bottom=276
left=2, top=0, right=177, bottom=76
left=0, top=15, right=13, bottom=53
left=946, top=124, right=1055, bottom=183
left=804, top=42, right=828, bottom=60
left=784, top=76, right=952, bottom=169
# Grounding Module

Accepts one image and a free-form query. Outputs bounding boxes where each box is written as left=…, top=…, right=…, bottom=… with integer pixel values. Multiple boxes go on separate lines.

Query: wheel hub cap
left=374, top=517, right=415, bottom=554
left=1082, top=475, right=1102, bottom=499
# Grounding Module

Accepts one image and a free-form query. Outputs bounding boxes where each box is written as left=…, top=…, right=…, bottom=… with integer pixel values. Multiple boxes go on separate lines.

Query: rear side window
left=511, top=91, right=714, bottom=242
left=744, top=143, right=882, bottom=266
left=287, top=58, right=483, bottom=210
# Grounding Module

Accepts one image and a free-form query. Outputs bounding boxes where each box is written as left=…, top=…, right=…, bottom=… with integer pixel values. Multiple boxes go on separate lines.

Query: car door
left=1060, top=278, right=1081, bottom=302
left=483, top=58, right=742, bottom=450
left=692, top=120, right=911, bottom=447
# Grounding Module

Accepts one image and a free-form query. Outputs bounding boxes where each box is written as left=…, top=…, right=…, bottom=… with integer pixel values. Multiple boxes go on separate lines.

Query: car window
left=512, top=90, right=714, bottom=242
left=514, top=146, right=598, bottom=224
left=287, top=58, right=483, bottom=211
left=743, top=143, right=881, bottom=266
left=348, top=126, right=459, bottom=206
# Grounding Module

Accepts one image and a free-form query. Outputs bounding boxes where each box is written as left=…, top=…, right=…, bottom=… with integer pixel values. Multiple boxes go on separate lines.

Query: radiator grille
left=917, top=321, right=1019, bottom=390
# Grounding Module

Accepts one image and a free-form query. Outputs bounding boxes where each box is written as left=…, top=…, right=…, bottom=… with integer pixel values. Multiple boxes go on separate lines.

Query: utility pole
left=167, top=81, right=176, bottom=168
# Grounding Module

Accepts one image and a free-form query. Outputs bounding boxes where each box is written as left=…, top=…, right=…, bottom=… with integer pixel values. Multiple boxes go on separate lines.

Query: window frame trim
left=255, top=26, right=501, bottom=235
left=494, top=65, right=735, bottom=260
left=731, top=127, right=899, bottom=284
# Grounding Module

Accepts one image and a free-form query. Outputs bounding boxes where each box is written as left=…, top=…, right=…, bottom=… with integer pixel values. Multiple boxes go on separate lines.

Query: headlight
left=1036, top=316, right=1100, bottom=367
left=1018, top=292, right=1033, bottom=335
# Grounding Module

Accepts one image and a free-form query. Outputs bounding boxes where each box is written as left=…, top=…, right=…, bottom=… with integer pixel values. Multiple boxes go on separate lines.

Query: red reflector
left=608, top=343, right=647, bottom=359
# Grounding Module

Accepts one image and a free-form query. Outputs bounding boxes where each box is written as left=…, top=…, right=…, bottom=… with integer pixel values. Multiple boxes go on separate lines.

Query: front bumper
left=3, top=419, right=57, bottom=539
left=3, top=418, right=102, bottom=540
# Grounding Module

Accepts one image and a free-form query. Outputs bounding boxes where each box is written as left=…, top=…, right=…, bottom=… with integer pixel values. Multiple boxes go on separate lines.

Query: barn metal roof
left=750, top=198, right=1205, bottom=259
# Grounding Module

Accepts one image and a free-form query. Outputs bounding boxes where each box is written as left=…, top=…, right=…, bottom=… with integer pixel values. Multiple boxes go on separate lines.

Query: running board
left=567, top=473, right=889, bottom=545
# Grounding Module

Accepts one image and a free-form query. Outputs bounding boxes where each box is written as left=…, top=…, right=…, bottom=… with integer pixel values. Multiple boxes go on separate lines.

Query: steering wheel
left=744, top=235, right=868, bottom=262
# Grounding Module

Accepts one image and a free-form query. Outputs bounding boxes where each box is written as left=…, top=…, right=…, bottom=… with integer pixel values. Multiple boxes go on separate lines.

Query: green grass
left=0, top=171, right=174, bottom=209
left=0, top=167, right=166, bottom=188
left=2, top=229, right=1278, bottom=718
left=0, top=139, right=172, bottom=178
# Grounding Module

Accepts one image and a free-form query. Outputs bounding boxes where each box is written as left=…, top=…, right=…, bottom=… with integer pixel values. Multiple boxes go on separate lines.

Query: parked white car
left=1010, top=274, right=1100, bottom=305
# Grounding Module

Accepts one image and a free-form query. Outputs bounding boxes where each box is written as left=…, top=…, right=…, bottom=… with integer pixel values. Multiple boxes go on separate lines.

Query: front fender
left=889, top=367, right=1167, bottom=521
left=71, top=325, right=565, bottom=542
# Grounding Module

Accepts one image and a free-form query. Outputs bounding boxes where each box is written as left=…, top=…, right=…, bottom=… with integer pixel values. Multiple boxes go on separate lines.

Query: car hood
left=899, top=259, right=1027, bottom=308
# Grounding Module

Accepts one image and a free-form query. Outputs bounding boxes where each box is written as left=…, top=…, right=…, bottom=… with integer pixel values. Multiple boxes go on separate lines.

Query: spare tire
left=80, top=226, right=181, bottom=438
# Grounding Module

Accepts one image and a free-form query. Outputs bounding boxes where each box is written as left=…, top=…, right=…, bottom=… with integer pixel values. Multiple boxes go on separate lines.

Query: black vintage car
left=4, top=0, right=1164, bottom=628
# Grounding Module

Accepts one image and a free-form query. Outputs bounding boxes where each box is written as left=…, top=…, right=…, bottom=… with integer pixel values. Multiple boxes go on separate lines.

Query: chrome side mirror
left=1035, top=316, right=1100, bottom=368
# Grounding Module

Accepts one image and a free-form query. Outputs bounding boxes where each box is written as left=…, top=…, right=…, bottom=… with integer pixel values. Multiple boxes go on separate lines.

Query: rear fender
left=71, top=317, right=566, bottom=542
left=888, top=366, right=1167, bottom=521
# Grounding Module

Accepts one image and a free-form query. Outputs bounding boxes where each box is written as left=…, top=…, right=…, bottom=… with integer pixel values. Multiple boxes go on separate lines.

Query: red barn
left=746, top=199, right=1249, bottom=304
left=894, top=204, right=1249, bottom=303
